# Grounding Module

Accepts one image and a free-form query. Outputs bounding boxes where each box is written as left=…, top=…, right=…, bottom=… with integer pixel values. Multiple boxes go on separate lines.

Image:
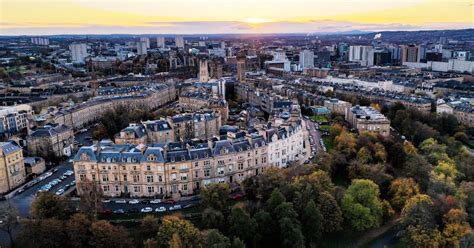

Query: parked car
left=155, top=207, right=166, bottom=212
left=231, top=193, right=243, bottom=200
left=141, top=207, right=153, bottom=213
left=150, top=199, right=161, bottom=204
left=115, top=199, right=127, bottom=204
left=169, top=204, right=181, bottom=211
left=127, top=208, right=139, bottom=213
left=129, top=199, right=140, bottom=204
left=101, top=208, right=112, bottom=214
left=55, top=188, right=65, bottom=195
left=102, top=199, right=111, bottom=203
left=113, top=209, right=125, bottom=214
left=163, top=199, right=176, bottom=205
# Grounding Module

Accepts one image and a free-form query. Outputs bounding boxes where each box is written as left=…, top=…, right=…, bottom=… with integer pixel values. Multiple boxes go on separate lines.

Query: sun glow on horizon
left=241, top=18, right=274, bottom=24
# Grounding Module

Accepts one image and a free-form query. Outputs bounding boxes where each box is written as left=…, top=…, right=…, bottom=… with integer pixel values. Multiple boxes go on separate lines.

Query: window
left=146, top=175, right=154, bottom=183
left=238, top=163, right=244, bottom=170
left=133, top=166, right=137, bottom=171
left=103, top=185, right=109, bottom=192
left=79, top=174, right=86, bottom=181
left=133, top=175, right=140, bottom=183
left=217, top=167, right=225, bottom=175
left=102, top=175, right=109, bottom=182
left=147, top=186, right=154, bottom=193
left=204, top=161, right=210, bottom=166
left=195, top=170, right=199, bottom=178
left=181, top=184, right=188, bottom=191
left=218, top=160, right=224, bottom=165
left=123, top=175, right=128, bottom=181
left=115, top=185, right=119, bottom=191
left=134, top=186, right=141, bottom=193
left=91, top=174, right=96, bottom=181
left=228, top=165, right=233, bottom=172
left=147, top=165, right=151, bottom=171
left=262, top=157, right=267, bottom=163
left=180, top=173, right=188, bottom=180
left=194, top=162, right=199, bottom=167
left=204, top=169, right=210, bottom=177
left=171, top=173, right=177, bottom=181
left=114, top=174, right=118, bottom=181
left=158, top=175, right=163, bottom=182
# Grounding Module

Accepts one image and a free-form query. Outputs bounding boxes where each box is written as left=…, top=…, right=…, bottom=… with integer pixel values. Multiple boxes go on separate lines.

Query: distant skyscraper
left=349, top=45, right=374, bottom=66
left=299, top=50, right=314, bottom=70
left=237, top=58, right=246, bottom=83
left=137, top=41, right=148, bottom=55
left=140, top=37, right=150, bottom=49
left=401, top=45, right=419, bottom=63
left=199, top=59, right=209, bottom=82
left=156, top=36, right=165, bottom=48
left=175, top=35, right=184, bottom=48
left=69, top=43, right=88, bottom=63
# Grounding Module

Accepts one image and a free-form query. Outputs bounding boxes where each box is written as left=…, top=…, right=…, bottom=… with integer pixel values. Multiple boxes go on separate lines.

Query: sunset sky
left=0, top=0, right=472, bottom=35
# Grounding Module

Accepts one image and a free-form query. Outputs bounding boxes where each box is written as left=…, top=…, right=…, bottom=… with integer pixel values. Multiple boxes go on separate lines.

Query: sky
left=0, top=0, right=473, bottom=35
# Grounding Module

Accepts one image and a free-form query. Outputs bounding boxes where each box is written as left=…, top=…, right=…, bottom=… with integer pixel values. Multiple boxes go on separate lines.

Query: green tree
left=228, top=206, right=258, bottom=247
left=265, top=188, right=286, bottom=213
left=253, top=210, right=277, bottom=247
left=204, top=229, right=230, bottom=248
left=279, top=217, right=305, bottom=248
left=200, top=183, right=231, bottom=211
left=342, top=179, right=384, bottom=231
left=301, top=200, right=322, bottom=246
left=16, top=219, right=67, bottom=248
left=31, top=192, right=69, bottom=219
left=317, top=191, right=343, bottom=233
left=202, top=207, right=225, bottom=230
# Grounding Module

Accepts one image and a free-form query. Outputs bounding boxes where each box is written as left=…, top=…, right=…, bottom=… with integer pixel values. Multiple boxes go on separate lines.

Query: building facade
left=346, top=106, right=391, bottom=136
left=0, top=142, right=26, bottom=194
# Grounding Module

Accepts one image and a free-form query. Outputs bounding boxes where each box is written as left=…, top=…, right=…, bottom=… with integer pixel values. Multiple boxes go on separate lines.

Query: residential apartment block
left=0, top=141, right=26, bottom=194
left=346, top=106, right=391, bottom=137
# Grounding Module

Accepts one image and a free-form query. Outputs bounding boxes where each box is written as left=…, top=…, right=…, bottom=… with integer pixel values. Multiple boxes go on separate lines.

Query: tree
left=405, top=224, right=442, bottom=248
left=0, top=201, right=19, bottom=248
left=200, top=183, right=231, bottom=211
left=253, top=210, right=276, bottom=247
left=265, top=188, right=286, bottom=213
left=89, top=220, right=133, bottom=248
left=334, top=130, right=357, bottom=156
left=16, top=219, right=68, bottom=248
left=202, top=208, right=225, bottom=230
left=289, top=170, right=334, bottom=212
left=169, top=233, right=183, bottom=248
left=31, top=192, right=69, bottom=219
left=402, top=154, right=432, bottom=190
left=443, top=209, right=472, bottom=247
left=242, top=167, right=285, bottom=202
left=389, top=178, right=420, bottom=211
left=65, top=213, right=92, bottom=248
left=140, top=215, right=160, bottom=241
left=459, top=182, right=474, bottom=227
left=357, top=147, right=372, bottom=164
left=228, top=206, right=258, bottom=247
left=79, top=180, right=103, bottom=219
left=301, top=200, right=322, bottom=246
left=279, top=217, right=305, bottom=248
left=204, top=229, right=231, bottom=248
left=455, top=151, right=474, bottom=182
left=342, top=179, right=384, bottom=231
left=231, top=238, right=245, bottom=248
left=317, top=191, right=343, bottom=233
left=154, top=216, right=201, bottom=248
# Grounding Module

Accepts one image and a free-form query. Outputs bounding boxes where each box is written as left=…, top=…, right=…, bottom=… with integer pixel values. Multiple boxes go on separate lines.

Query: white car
left=141, top=207, right=153, bottom=213
left=102, top=199, right=111, bottom=203
left=150, top=199, right=161, bottom=204
left=129, top=199, right=140, bottom=204
left=169, top=205, right=182, bottom=211
left=55, top=188, right=65, bottom=195
left=155, top=207, right=166, bottom=212
left=115, top=199, right=127, bottom=204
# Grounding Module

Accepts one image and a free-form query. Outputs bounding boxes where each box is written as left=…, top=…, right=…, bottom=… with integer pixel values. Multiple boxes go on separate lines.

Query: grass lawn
left=312, top=115, right=329, bottom=123
left=323, top=136, right=334, bottom=151
left=320, top=125, right=332, bottom=132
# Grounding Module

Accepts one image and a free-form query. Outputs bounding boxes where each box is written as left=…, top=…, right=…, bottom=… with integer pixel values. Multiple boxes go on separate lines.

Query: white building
left=69, top=43, right=88, bottom=63
left=199, top=60, right=209, bottom=82
left=31, top=37, right=50, bottom=46
left=0, top=105, right=34, bottom=137
left=137, top=41, right=148, bottom=55
left=156, top=36, right=165, bottom=48
left=140, top=37, right=150, bottom=49
left=175, top=36, right=184, bottom=48
left=299, top=50, right=314, bottom=70
left=349, top=45, right=374, bottom=66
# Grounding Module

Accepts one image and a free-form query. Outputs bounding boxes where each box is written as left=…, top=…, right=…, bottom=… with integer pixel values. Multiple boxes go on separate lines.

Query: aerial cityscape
left=0, top=0, right=473, bottom=247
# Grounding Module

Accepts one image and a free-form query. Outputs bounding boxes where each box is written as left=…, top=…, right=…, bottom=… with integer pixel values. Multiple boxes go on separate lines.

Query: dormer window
left=148, top=154, right=156, bottom=161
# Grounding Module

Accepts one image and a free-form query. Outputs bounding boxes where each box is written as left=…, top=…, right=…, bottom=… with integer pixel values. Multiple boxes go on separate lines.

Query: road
left=304, top=118, right=323, bottom=158
left=101, top=197, right=201, bottom=214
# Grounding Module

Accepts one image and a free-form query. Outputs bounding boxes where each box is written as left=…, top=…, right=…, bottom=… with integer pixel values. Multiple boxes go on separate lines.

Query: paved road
left=101, top=197, right=201, bottom=214
left=304, top=118, right=323, bottom=157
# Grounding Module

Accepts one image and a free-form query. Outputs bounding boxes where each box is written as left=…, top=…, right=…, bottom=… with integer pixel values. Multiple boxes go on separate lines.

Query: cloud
left=0, top=20, right=470, bottom=35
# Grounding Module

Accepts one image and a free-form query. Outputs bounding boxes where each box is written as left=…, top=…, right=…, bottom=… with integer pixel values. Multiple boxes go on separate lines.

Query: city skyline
left=1, top=0, right=473, bottom=35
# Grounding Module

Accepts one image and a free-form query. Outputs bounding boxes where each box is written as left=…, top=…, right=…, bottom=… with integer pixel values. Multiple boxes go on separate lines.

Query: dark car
left=113, top=209, right=125, bottom=214
left=128, top=208, right=139, bottom=213
left=101, top=208, right=112, bottom=214
left=163, top=199, right=176, bottom=205
left=231, top=193, right=244, bottom=200
left=140, top=200, right=149, bottom=204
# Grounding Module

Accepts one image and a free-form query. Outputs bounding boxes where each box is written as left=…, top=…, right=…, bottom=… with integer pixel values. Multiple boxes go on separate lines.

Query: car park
left=128, top=208, right=139, bottom=213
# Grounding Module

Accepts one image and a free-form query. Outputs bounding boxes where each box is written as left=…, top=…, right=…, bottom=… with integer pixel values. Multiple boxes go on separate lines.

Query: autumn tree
left=31, top=192, right=69, bottom=220
left=153, top=216, right=201, bottom=248
left=388, top=178, right=420, bottom=211
left=202, top=207, right=225, bottom=230
left=65, top=213, right=92, bottom=248
left=442, top=209, right=472, bottom=247
left=89, top=220, right=133, bottom=248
